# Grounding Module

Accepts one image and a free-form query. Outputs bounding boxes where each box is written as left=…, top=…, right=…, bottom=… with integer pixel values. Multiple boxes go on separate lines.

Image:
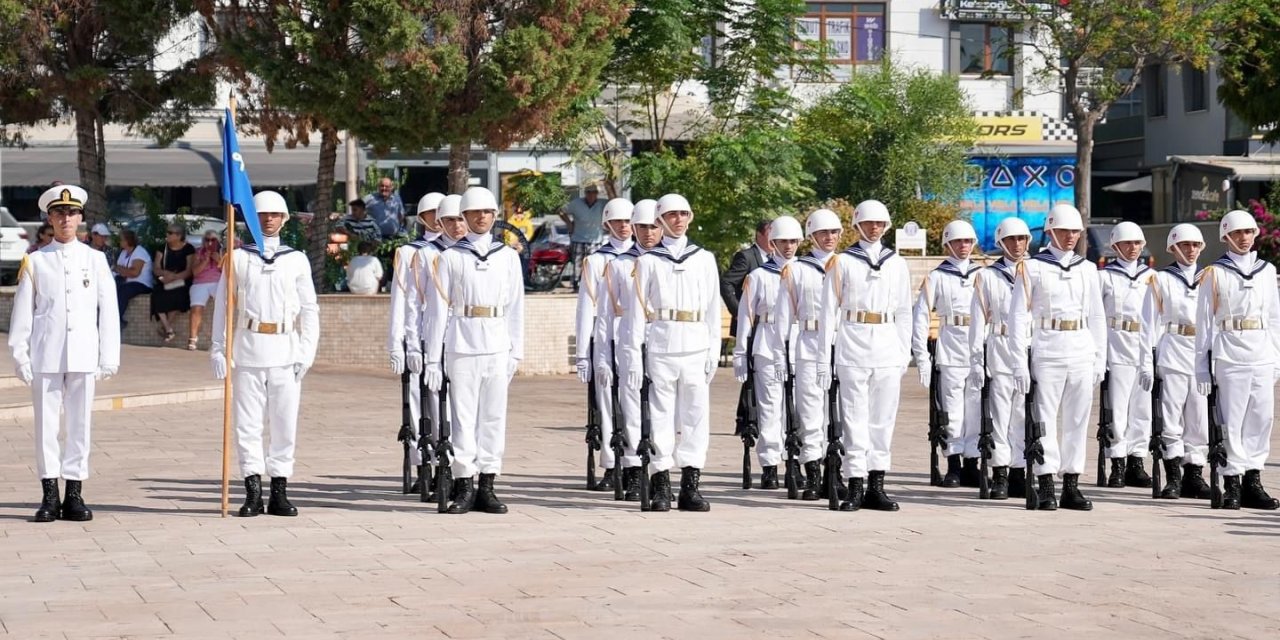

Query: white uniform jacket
left=9, top=241, right=120, bottom=374
left=211, top=242, right=320, bottom=370
left=1195, top=253, right=1280, bottom=375
left=1141, top=264, right=1202, bottom=376
left=969, top=259, right=1024, bottom=376
left=387, top=233, right=438, bottom=355
left=734, top=258, right=793, bottom=365
left=425, top=234, right=525, bottom=362
left=1008, top=248, right=1107, bottom=370
left=405, top=236, right=451, bottom=354
left=1100, top=259, right=1156, bottom=368
left=773, top=252, right=832, bottom=365
left=912, top=258, right=982, bottom=368
left=622, top=237, right=720, bottom=361
left=575, top=240, right=631, bottom=362
left=595, top=245, right=644, bottom=372
left=819, top=242, right=912, bottom=369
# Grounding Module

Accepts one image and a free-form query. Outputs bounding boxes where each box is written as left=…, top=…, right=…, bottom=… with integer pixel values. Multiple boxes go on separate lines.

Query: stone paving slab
left=0, top=358, right=1278, bottom=638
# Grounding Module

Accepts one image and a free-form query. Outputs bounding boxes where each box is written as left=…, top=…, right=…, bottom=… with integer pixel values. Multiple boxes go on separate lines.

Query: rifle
left=637, top=345, right=654, bottom=512
left=434, top=370, right=453, bottom=513
left=927, top=337, right=948, bottom=486
left=1206, top=351, right=1226, bottom=509
left=825, top=346, right=846, bottom=511
left=417, top=343, right=434, bottom=504
left=1096, top=370, right=1115, bottom=487
left=978, top=343, right=995, bottom=499
left=783, top=341, right=802, bottom=500
left=1149, top=349, right=1165, bottom=500
left=397, top=346, right=414, bottom=494
left=736, top=319, right=761, bottom=489
left=584, top=340, right=602, bottom=490
left=1024, top=354, right=1045, bottom=510
left=609, top=340, right=625, bottom=501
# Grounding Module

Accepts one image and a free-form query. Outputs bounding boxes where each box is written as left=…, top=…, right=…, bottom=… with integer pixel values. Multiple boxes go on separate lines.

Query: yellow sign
left=974, top=115, right=1042, bottom=142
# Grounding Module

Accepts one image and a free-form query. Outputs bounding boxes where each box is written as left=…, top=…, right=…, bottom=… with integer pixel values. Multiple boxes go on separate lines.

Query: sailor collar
left=1030, top=250, right=1087, bottom=271
left=987, top=259, right=1017, bottom=285
left=1160, top=263, right=1201, bottom=290
left=1212, top=253, right=1268, bottom=281
left=450, top=237, right=508, bottom=262
left=796, top=253, right=828, bottom=273
left=647, top=242, right=702, bottom=263
left=241, top=243, right=297, bottom=265
left=843, top=244, right=896, bottom=271
left=1102, top=259, right=1151, bottom=281
left=934, top=260, right=982, bottom=280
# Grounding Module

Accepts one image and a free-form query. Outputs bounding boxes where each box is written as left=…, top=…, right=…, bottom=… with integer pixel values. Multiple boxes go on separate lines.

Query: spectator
left=151, top=224, right=195, bottom=343
left=345, top=240, right=383, bottom=294
left=719, top=220, right=771, bottom=338
left=89, top=223, right=118, bottom=265
left=341, top=199, right=381, bottom=243
left=27, top=223, right=54, bottom=253
left=559, top=183, right=605, bottom=291
left=112, top=229, right=154, bottom=329
left=187, top=230, right=224, bottom=351
left=364, top=177, right=405, bottom=238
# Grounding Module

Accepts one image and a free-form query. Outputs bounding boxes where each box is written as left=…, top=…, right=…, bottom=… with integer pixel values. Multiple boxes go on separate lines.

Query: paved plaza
left=0, top=344, right=1278, bottom=639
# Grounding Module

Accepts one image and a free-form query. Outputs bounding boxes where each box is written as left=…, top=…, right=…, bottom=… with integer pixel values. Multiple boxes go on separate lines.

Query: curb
left=0, top=386, right=223, bottom=421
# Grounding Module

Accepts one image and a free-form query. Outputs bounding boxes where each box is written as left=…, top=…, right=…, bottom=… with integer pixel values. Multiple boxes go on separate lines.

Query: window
left=954, top=23, right=1012, bottom=75
left=798, top=4, right=886, bottom=65
left=1183, top=63, right=1207, bottom=112
left=1144, top=64, right=1166, bottom=118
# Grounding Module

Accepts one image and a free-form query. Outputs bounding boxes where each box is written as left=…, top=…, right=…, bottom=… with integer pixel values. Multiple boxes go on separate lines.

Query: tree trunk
left=1075, top=115, right=1095, bottom=256
left=448, top=140, right=471, bottom=193
left=310, top=124, right=340, bottom=291
left=73, top=107, right=108, bottom=223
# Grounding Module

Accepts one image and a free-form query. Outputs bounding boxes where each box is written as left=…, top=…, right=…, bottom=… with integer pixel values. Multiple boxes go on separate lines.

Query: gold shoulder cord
left=431, top=254, right=451, bottom=306
left=632, top=259, right=653, bottom=320
left=1149, top=276, right=1164, bottom=315
left=1017, top=260, right=1032, bottom=311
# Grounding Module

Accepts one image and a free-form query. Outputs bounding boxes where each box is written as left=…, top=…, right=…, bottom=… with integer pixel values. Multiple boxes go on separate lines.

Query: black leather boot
left=802, top=461, right=820, bottom=501
left=61, top=480, right=93, bottom=522
left=760, top=465, right=779, bottom=490
left=475, top=473, right=508, bottom=514
left=267, top=477, right=297, bottom=516
left=34, top=478, right=59, bottom=523
left=623, top=467, right=641, bottom=502
left=650, top=471, right=671, bottom=512
left=238, top=474, right=264, bottom=517
left=838, top=477, right=864, bottom=511
left=1241, top=470, right=1280, bottom=510
left=1108, top=458, right=1126, bottom=488
left=1059, top=474, right=1092, bottom=511
left=960, top=457, right=983, bottom=488
left=1125, top=455, right=1153, bottom=488
left=1037, top=474, right=1058, bottom=511
left=1159, top=457, right=1182, bottom=499
left=863, top=471, right=899, bottom=511
left=677, top=467, right=710, bottom=512
left=408, top=470, right=423, bottom=495
left=942, top=454, right=962, bottom=488
left=990, top=466, right=1009, bottom=500
left=593, top=468, right=617, bottom=492
left=1181, top=464, right=1212, bottom=499
left=1008, top=467, right=1026, bottom=499
left=1222, top=475, right=1242, bottom=510
left=446, top=477, right=476, bottom=514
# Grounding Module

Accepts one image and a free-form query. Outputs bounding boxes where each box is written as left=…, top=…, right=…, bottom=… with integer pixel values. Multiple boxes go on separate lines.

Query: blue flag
left=220, top=108, right=266, bottom=249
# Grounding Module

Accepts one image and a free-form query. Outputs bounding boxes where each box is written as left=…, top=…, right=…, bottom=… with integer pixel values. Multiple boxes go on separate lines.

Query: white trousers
left=938, top=365, right=981, bottom=457
left=1107, top=364, right=1152, bottom=458
left=1030, top=361, right=1092, bottom=476
left=1158, top=368, right=1208, bottom=465
left=233, top=365, right=300, bottom=479
left=594, top=374, right=620, bottom=469
left=32, top=372, right=96, bottom=480
left=794, top=360, right=827, bottom=464
left=836, top=366, right=903, bottom=478
left=605, top=375, right=642, bottom=468
left=1214, top=362, right=1274, bottom=476
left=400, top=372, right=435, bottom=466
left=986, top=373, right=1026, bottom=468
left=646, top=351, right=710, bottom=472
left=753, top=357, right=784, bottom=467
left=446, top=353, right=510, bottom=477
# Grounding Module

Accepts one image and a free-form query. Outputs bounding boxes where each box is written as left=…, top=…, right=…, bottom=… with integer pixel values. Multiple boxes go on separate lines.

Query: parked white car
left=0, top=207, right=30, bottom=285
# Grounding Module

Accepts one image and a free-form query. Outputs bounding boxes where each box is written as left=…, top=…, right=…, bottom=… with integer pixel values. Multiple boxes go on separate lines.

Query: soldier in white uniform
left=774, top=209, right=843, bottom=501
left=913, top=220, right=983, bottom=488
left=389, top=192, right=445, bottom=493
left=733, top=215, right=802, bottom=489
left=1098, top=222, right=1157, bottom=488
left=211, top=191, right=321, bottom=517
left=595, top=199, right=660, bottom=501
left=575, top=198, right=634, bottom=490
left=819, top=200, right=912, bottom=512
left=622, top=193, right=720, bottom=512
left=1194, top=210, right=1280, bottom=510
left=1140, top=224, right=1211, bottom=499
left=968, top=217, right=1032, bottom=500
left=424, top=186, right=525, bottom=514
left=9, top=185, right=120, bottom=523
left=1008, top=204, right=1107, bottom=511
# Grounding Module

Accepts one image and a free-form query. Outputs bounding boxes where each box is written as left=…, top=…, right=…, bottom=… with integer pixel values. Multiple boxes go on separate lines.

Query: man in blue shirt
left=364, top=177, right=405, bottom=238
left=560, top=183, right=605, bottom=292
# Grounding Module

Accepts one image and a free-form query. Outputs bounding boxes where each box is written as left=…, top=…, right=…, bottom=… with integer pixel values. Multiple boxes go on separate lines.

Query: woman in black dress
left=151, top=224, right=195, bottom=343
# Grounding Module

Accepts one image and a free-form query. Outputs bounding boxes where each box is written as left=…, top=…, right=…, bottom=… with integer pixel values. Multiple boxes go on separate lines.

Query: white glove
left=406, top=352, right=423, bottom=374
left=1195, top=370, right=1212, bottom=396
left=211, top=354, right=228, bottom=380
left=576, top=358, right=591, bottom=384
left=15, top=362, right=32, bottom=386
left=389, top=352, right=405, bottom=375
left=626, top=367, right=644, bottom=391
left=424, top=362, right=443, bottom=391
left=774, top=362, right=786, bottom=383
left=1013, top=366, right=1030, bottom=395
left=967, top=366, right=984, bottom=389
left=294, top=362, right=310, bottom=383
left=595, top=362, right=613, bottom=387
left=1093, top=367, right=1105, bottom=387
left=95, top=366, right=117, bottom=381
left=1138, top=369, right=1154, bottom=392
left=507, top=357, right=519, bottom=380
left=816, top=361, right=831, bottom=389
left=733, top=355, right=748, bottom=383
left=916, top=356, right=931, bottom=388
left=704, top=357, right=717, bottom=385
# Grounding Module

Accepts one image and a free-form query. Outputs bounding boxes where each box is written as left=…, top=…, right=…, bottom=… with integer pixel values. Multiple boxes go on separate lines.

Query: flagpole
left=221, top=96, right=238, bottom=518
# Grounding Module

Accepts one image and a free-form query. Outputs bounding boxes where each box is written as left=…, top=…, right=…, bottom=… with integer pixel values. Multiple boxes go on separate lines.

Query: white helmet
left=1045, top=203, right=1083, bottom=231
left=38, top=184, right=89, bottom=216
left=805, top=208, right=842, bottom=235
left=603, top=198, right=634, bottom=223
left=1166, top=223, right=1204, bottom=250
left=995, top=216, right=1031, bottom=243
left=631, top=199, right=658, bottom=226
left=853, top=200, right=891, bottom=229
left=436, top=194, right=464, bottom=219
left=941, top=220, right=977, bottom=245
left=1109, top=221, right=1145, bottom=245
left=460, top=186, right=498, bottom=213
left=656, top=193, right=692, bottom=216
left=253, top=190, right=289, bottom=219
left=769, top=216, right=803, bottom=241
left=1219, top=209, right=1258, bottom=240
left=416, top=192, right=446, bottom=215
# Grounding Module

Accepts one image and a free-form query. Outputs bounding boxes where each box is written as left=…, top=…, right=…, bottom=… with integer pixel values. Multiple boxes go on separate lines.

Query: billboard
left=962, top=155, right=1077, bottom=251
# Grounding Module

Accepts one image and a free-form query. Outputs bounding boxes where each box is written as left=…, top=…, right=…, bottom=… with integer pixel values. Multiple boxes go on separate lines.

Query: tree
left=1216, top=0, right=1280, bottom=142
left=0, top=1, right=217, bottom=220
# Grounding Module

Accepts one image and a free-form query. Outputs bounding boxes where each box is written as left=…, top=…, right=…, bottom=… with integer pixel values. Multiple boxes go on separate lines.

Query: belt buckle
left=675, top=310, right=697, bottom=322
left=803, top=319, right=819, bottom=331
left=1241, top=318, right=1262, bottom=330
left=257, top=322, right=278, bottom=334
left=1058, top=319, right=1079, bottom=331
left=860, top=311, right=883, bottom=324
left=1180, top=325, right=1197, bottom=336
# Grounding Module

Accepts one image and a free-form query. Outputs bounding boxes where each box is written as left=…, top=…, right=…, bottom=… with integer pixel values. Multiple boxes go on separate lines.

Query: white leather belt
left=652, top=309, right=703, bottom=322
left=462, top=305, right=504, bottom=318
left=989, top=323, right=1010, bottom=337
left=244, top=319, right=293, bottom=334
left=1038, top=318, right=1085, bottom=331
left=940, top=314, right=971, bottom=327
left=843, top=310, right=894, bottom=324
left=1166, top=322, right=1196, bottom=337
left=1108, top=317, right=1142, bottom=332
left=801, top=319, right=820, bottom=332
left=1220, top=316, right=1265, bottom=331
left=757, top=313, right=776, bottom=325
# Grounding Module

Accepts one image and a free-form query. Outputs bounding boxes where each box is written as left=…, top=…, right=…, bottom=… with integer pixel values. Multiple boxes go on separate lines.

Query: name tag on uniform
left=1059, top=270, right=1073, bottom=281
left=1242, top=278, right=1254, bottom=289
left=476, top=260, right=491, bottom=271
left=262, top=262, right=277, bottom=273
left=672, top=262, right=687, bottom=273
left=961, top=278, right=972, bottom=288
left=868, top=269, right=882, bottom=281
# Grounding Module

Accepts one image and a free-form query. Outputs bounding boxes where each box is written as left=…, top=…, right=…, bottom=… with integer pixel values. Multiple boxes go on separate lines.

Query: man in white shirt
left=9, top=185, right=120, bottom=523
left=346, top=241, right=384, bottom=294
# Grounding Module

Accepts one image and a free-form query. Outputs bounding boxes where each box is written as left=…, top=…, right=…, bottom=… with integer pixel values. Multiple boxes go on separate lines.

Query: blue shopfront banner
left=962, top=156, right=1076, bottom=251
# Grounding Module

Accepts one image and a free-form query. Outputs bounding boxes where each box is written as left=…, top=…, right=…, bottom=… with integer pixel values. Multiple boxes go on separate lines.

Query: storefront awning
left=1168, top=155, right=1280, bottom=183
left=1102, top=175, right=1152, bottom=193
